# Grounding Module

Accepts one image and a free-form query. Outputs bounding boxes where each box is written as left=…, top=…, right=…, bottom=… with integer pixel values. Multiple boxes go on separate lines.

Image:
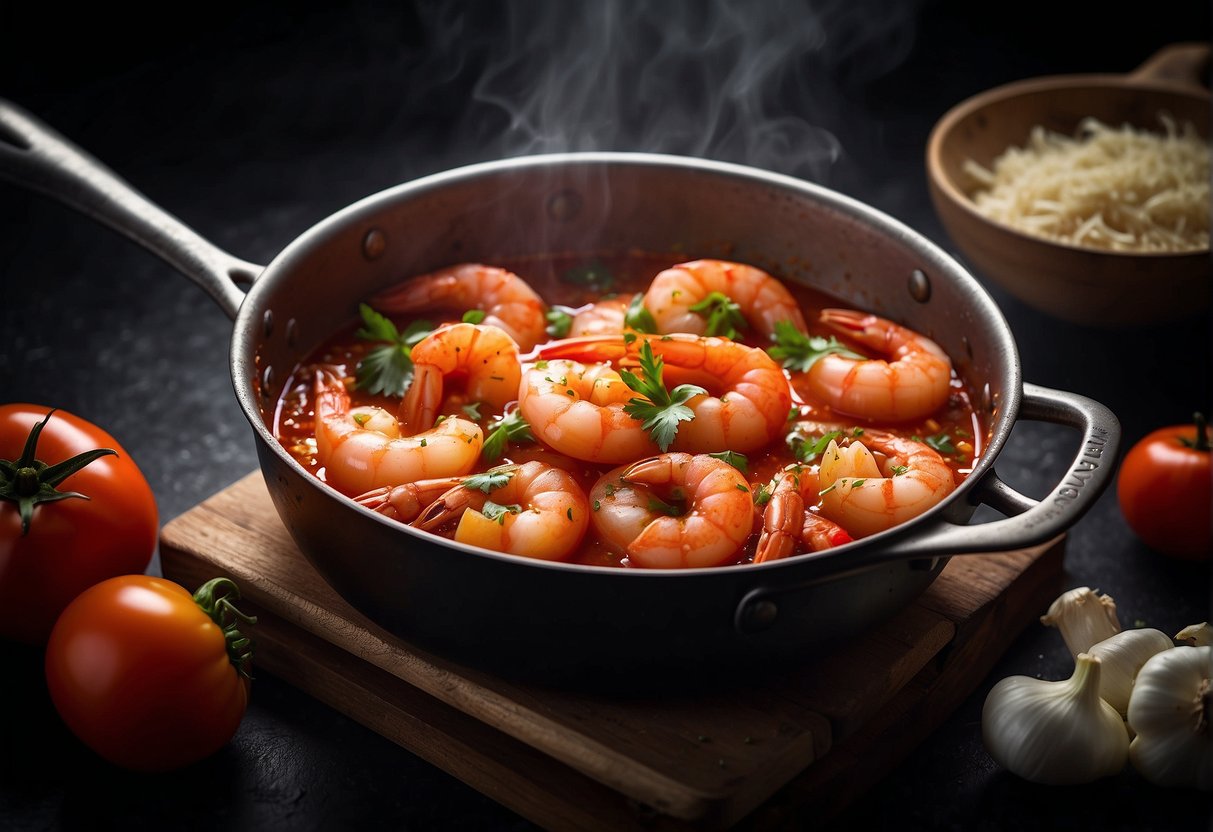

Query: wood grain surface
left=160, top=472, right=1065, bottom=830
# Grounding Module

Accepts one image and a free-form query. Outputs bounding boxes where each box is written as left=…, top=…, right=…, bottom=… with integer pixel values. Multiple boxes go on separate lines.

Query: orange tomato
left=1117, top=414, right=1211, bottom=560
left=44, top=575, right=255, bottom=772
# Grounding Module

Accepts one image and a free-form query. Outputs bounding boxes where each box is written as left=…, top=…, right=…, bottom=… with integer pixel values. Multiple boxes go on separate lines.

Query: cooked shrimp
left=370, top=263, right=548, bottom=350
left=754, top=467, right=853, bottom=563
left=806, top=309, right=953, bottom=423
left=568, top=297, right=629, bottom=336
left=816, top=430, right=956, bottom=538
left=399, top=322, right=521, bottom=434
left=537, top=333, right=793, bottom=454
left=411, top=462, right=590, bottom=561
left=314, top=370, right=483, bottom=497
left=352, top=476, right=471, bottom=522
left=590, top=453, right=755, bottom=568
left=642, top=259, right=807, bottom=339
left=517, top=358, right=659, bottom=464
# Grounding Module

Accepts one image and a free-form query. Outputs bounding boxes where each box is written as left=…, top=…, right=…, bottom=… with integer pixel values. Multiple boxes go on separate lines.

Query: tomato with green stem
left=1117, top=412, right=1211, bottom=560
left=45, top=574, right=256, bottom=772
left=0, top=405, right=158, bottom=644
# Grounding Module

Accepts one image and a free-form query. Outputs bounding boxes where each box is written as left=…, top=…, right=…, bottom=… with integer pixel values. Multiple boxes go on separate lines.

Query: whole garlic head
left=982, top=653, right=1129, bottom=785
left=1127, top=645, right=1212, bottom=791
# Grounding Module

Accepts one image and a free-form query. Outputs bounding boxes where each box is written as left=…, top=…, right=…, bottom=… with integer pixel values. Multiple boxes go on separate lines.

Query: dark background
left=2, top=1, right=1210, bottom=829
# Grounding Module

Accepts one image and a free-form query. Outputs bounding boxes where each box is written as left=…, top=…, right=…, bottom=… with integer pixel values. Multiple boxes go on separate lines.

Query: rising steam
left=410, top=0, right=924, bottom=182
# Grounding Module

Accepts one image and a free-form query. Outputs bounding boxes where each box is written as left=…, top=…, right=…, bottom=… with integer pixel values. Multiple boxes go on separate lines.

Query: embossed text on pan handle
left=0, top=98, right=262, bottom=320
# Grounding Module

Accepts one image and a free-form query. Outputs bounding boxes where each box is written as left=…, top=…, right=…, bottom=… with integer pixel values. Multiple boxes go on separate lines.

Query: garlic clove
left=982, top=653, right=1129, bottom=785
left=1175, top=622, right=1213, bottom=647
left=1127, top=645, right=1212, bottom=791
left=1040, top=587, right=1121, bottom=657
left=1088, top=628, right=1176, bottom=716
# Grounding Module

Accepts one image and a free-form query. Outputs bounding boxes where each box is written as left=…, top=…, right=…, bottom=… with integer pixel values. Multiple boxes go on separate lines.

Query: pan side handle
left=0, top=98, right=260, bottom=321
left=734, top=384, right=1120, bottom=634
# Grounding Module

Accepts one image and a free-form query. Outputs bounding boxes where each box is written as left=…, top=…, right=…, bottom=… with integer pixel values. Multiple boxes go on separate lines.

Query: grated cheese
left=963, top=115, right=1210, bottom=253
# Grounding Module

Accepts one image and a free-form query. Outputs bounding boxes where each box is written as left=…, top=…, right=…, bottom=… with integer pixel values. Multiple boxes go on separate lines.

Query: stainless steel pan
left=0, top=99, right=1119, bottom=685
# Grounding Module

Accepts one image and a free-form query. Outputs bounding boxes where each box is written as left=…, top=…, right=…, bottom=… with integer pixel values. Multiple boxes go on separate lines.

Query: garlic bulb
left=1088, top=628, right=1176, bottom=716
left=982, top=653, right=1128, bottom=784
left=1040, top=587, right=1121, bottom=656
left=1127, top=645, right=1212, bottom=791
left=1176, top=622, right=1212, bottom=647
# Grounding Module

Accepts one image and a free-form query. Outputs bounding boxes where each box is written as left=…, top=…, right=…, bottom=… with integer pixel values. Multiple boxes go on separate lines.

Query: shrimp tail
left=754, top=487, right=804, bottom=563
left=802, top=511, right=853, bottom=551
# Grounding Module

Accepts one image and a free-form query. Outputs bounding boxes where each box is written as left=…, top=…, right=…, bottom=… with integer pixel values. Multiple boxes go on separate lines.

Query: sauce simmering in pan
left=273, top=252, right=983, bottom=568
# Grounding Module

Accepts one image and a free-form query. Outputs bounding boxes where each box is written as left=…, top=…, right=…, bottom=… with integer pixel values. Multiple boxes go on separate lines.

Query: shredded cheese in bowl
left=964, top=115, right=1210, bottom=253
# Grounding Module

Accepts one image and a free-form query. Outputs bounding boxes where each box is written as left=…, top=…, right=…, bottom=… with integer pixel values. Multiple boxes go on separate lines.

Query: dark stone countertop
left=2, top=2, right=1209, bottom=829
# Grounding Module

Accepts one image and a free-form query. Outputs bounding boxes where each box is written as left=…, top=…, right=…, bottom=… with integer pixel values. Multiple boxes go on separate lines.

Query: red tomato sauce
left=273, top=252, right=983, bottom=567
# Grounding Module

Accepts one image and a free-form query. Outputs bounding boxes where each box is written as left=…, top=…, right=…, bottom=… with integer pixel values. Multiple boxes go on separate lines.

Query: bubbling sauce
left=274, top=252, right=983, bottom=568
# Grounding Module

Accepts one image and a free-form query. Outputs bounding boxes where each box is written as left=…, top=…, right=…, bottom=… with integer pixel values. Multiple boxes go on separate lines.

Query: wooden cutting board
left=160, top=472, right=1065, bottom=831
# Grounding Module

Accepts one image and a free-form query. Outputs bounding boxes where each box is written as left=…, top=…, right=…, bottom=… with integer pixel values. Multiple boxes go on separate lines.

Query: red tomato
left=0, top=404, right=158, bottom=644
left=45, top=574, right=255, bottom=772
left=1117, top=414, right=1211, bottom=560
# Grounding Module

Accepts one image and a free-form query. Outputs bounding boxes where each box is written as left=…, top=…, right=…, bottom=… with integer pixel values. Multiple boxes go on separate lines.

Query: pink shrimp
left=642, top=259, right=808, bottom=339
left=370, top=263, right=548, bottom=350
left=313, top=369, right=482, bottom=497
left=816, top=429, right=956, bottom=538
left=590, top=453, right=755, bottom=569
left=806, top=309, right=953, bottom=423
left=398, top=323, right=521, bottom=434
left=754, top=467, right=853, bottom=563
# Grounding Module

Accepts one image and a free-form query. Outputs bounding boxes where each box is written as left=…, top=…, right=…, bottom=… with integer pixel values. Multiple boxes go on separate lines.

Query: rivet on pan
left=362, top=228, right=387, bottom=261
left=908, top=269, right=931, bottom=303
left=286, top=318, right=300, bottom=350
left=262, top=309, right=274, bottom=338
left=739, top=599, right=779, bottom=633
left=962, top=334, right=974, bottom=362
left=981, top=382, right=994, bottom=413
left=262, top=365, right=275, bottom=397
left=547, top=189, right=582, bottom=222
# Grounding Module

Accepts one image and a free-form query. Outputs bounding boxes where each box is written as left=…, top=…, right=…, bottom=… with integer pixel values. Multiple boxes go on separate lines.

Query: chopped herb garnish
left=461, top=402, right=483, bottom=421
left=647, top=496, right=683, bottom=516
left=625, top=293, right=658, bottom=334
left=593, top=499, right=601, bottom=511
left=462, top=309, right=487, bottom=325
left=352, top=413, right=370, bottom=427
left=354, top=304, right=432, bottom=397
left=483, top=409, right=535, bottom=462
left=620, top=342, right=706, bottom=452
left=689, top=291, right=747, bottom=340
left=890, top=464, right=909, bottom=476
left=623, top=331, right=638, bottom=345
left=753, top=483, right=772, bottom=506
left=734, top=483, right=749, bottom=492
left=708, top=450, right=749, bottom=474
left=562, top=260, right=615, bottom=291
left=546, top=307, right=573, bottom=338
left=566, top=507, right=574, bottom=521
left=462, top=466, right=517, bottom=494
left=789, top=429, right=844, bottom=464
left=925, top=431, right=957, bottom=455
left=851, top=479, right=866, bottom=488
left=481, top=499, right=521, bottom=524
left=767, top=320, right=865, bottom=373
left=534, top=359, right=549, bottom=370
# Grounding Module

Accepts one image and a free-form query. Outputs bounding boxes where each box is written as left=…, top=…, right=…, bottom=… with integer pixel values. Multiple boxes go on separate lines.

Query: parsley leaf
left=689, top=291, right=747, bottom=340
left=355, top=304, right=432, bottom=397
left=767, top=320, right=865, bottom=373
left=463, top=466, right=517, bottom=494
left=481, top=499, right=522, bottom=524
left=462, top=309, right=487, bottom=324
left=546, top=307, right=573, bottom=338
left=752, top=482, right=772, bottom=506
left=461, top=402, right=482, bottom=421
left=562, top=260, right=615, bottom=292
left=788, top=429, right=844, bottom=464
left=483, top=409, right=535, bottom=462
left=647, top=496, right=683, bottom=516
left=708, top=450, right=749, bottom=474
left=620, top=341, right=706, bottom=452
left=925, top=431, right=957, bottom=455
left=625, top=293, right=658, bottom=333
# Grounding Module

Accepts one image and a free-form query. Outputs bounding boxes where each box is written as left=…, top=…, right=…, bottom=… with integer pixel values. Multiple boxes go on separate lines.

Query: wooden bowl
left=927, top=43, right=1210, bottom=327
